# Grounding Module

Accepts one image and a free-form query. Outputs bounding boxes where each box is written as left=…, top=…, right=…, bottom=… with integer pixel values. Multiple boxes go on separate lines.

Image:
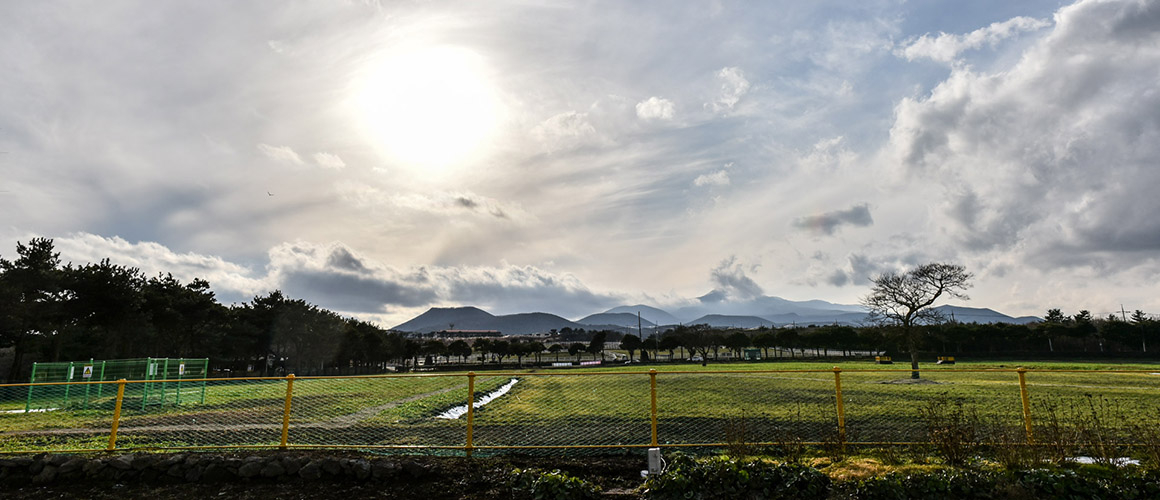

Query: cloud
left=48, top=233, right=268, bottom=299
left=888, top=0, right=1160, bottom=266
left=693, top=170, right=730, bottom=187
left=708, top=256, right=763, bottom=300
left=899, top=16, right=1051, bottom=64
left=39, top=234, right=625, bottom=323
left=531, top=111, right=600, bottom=152
left=257, top=144, right=304, bottom=165
left=635, top=96, right=675, bottom=120
left=312, top=152, right=345, bottom=170
left=794, top=204, right=873, bottom=235
left=706, top=67, right=750, bottom=113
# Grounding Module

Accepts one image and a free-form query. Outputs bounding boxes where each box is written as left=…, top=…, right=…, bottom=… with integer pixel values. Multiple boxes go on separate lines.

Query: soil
left=2, top=451, right=649, bottom=499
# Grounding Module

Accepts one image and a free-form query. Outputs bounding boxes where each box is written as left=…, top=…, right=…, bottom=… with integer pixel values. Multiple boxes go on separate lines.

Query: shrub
left=508, top=467, right=602, bottom=500
left=643, top=454, right=830, bottom=500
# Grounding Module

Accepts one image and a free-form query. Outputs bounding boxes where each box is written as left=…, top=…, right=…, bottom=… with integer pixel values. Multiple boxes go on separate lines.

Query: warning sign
left=83, top=365, right=93, bottom=378
left=179, top=363, right=185, bottom=376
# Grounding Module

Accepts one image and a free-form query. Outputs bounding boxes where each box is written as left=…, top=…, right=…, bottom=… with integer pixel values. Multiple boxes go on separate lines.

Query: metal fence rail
left=2, top=368, right=1158, bottom=454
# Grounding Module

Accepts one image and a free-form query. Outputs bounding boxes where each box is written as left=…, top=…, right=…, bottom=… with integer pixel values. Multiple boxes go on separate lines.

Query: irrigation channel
left=436, top=378, right=520, bottom=420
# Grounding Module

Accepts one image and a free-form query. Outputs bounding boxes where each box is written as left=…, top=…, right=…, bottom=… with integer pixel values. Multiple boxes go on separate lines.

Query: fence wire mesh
left=2, top=368, right=1160, bottom=454
left=655, top=372, right=837, bottom=446
left=471, top=374, right=652, bottom=448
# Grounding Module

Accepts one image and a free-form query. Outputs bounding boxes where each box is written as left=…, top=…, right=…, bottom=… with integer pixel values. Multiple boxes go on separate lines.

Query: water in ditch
left=435, top=378, right=519, bottom=419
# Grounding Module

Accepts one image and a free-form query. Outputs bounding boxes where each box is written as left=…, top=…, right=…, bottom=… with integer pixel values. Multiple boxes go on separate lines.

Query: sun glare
left=355, top=46, right=501, bottom=174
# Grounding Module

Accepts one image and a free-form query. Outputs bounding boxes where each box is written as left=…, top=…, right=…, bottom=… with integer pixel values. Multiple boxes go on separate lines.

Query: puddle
left=1071, top=456, right=1140, bottom=466
left=4, top=408, right=59, bottom=414
left=436, top=378, right=519, bottom=419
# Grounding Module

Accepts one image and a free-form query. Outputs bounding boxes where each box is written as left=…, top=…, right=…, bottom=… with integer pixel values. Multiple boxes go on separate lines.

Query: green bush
left=643, top=454, right=831, bottom=500
left=508, top=467, right=602, bottom=500
left=849, top=470, right=994, bottom=500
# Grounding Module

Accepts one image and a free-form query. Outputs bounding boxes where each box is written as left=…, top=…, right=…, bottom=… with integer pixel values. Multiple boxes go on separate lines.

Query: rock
left=372, top=461, right=398, bottom=479
left=237, top=461, right=263, bottom=478
left=83, top=459, right=106, bottom=477
left=160, top=454, right=186, bottom=467
left=58, top=458, right=85, bottom=475
left=48, top=454, right=71, bottom=466
left=184, top=466, right=202, bottom=483
left=298, top=460, right=322, bottom=480
left=167, top=464, right=185, bottom=478
left=403, top=460, right=429, bottom=479
left=321, top=459, right=342, bottom=476
left=260, top=461, right=285, bottom=478
left=109, top=455, right=134, bottom=470
left=279, top=456, right=302, bottom=475
left=132, top=454, right=158, bottom=470
left=31, top=464, right=57, bottom=484
left=352, top=459, right=371, bottom=480
left=202, top=464, right=233, bottom=482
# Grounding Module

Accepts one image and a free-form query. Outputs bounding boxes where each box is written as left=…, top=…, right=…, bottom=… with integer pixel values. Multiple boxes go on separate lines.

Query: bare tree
left=863, top=263, right=972, bottom=379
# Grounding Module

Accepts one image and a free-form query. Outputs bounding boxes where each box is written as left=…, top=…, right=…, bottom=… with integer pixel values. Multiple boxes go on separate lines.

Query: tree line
left=3, top=240, right=1156, bottom=382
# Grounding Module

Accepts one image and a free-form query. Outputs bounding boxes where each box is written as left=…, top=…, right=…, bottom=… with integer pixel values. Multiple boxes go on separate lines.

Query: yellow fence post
left=833, top=367, right=846, bottom=451
left=1017, top=367, right=1034, bottom=444
left=107, top=379, right=127, bottom=451
left=649, top=369, right=659, bottom=447
left=465, top=372, right=476, bottom=457
left=280, top=374, right=295, bottom=449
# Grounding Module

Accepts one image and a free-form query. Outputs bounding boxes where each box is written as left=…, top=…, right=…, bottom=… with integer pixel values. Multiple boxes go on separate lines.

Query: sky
left=2, top=0, right=1159, bottom=327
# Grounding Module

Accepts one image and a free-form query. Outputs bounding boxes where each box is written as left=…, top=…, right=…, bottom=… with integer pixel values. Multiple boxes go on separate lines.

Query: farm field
left=1, top=360, right=1159, bottom=454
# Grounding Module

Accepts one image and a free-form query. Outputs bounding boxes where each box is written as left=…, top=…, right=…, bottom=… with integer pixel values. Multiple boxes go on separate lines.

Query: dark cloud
left=793, top=204, right=873, bottom=235
left=709, top=256, right=764, bottom=300
left=441, top=266, right=622, bottom=318
left=280, top=269, right=438, bottom=312
left=455, top=197, right=478, bottom=209
left=325, top=246, right=368, bottom=272
left=826, top=269, right=850, bottom=287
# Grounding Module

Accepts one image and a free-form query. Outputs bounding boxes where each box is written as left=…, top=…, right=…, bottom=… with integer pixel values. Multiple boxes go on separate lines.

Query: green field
left=2, top=360, right=1158, bottom=454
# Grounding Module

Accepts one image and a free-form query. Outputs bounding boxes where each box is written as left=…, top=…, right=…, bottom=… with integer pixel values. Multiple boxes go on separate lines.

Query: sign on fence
left=82, top=366, right=93, bottom=378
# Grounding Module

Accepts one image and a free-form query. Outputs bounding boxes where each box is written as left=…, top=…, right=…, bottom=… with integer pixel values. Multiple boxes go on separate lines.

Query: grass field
left=1, top=359, right=1158, bottom=454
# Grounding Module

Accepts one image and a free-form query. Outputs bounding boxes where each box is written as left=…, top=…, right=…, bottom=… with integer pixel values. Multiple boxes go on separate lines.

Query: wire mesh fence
left=2, top=368, right=1159, bottom=455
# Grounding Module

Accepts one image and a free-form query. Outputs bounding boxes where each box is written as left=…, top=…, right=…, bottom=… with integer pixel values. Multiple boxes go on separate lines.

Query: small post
left=107, top=379, right=127, bottom=451
left=97, top=360, right=106, bottom=398
left=280, top=374, right=295, bottom=449
left=465, top=372, right=476, bottom=457
left=1017, top=368, right=1034, bottom=443
left=176, top=358, right=183, bottom=406
left=25, top=363, right=39, bottom=413
left=200, top=359, right=209, bottom=403
left=833, top=367, right=846, bottom=451
left=83, top=358, right=93, bottom=409
left=649, top=369, right=659, bottom=447
left=63, top=361, right=73, bottom=408
left=461, top=371, right=475, bottom=457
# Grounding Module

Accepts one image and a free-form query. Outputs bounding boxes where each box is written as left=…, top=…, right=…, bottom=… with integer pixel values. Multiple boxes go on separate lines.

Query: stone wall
left=0, top=452, right=436, bottom=486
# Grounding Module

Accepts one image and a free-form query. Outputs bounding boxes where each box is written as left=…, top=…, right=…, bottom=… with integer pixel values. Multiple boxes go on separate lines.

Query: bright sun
left=355, top=46, right=501, bottom=173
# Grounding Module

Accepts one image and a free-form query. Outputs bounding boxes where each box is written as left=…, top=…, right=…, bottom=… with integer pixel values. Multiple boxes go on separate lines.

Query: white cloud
left=889, top=0, right=1160, bottom=263
left=693, top=170, right=730, bottom=187
left=899, top=16, right=1051, bottom=64
left=257, top=144, right=304, bottom=165
left=706, top=67, right=750, bottom=113
left=531, top=111, right=600, bottom=152
left=50, top=233, right=268, bottom=299
left=635, top=96, right=675, bottom=120
left=312, top=152, right=345, bottom=170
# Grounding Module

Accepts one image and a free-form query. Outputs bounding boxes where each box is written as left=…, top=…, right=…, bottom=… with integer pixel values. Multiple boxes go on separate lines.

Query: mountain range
left=391, top=295, right=1042, bottom=335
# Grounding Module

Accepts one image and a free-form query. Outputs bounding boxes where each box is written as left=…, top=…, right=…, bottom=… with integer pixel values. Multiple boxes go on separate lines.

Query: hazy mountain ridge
left=392, top=296, right=1041, bottom=334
